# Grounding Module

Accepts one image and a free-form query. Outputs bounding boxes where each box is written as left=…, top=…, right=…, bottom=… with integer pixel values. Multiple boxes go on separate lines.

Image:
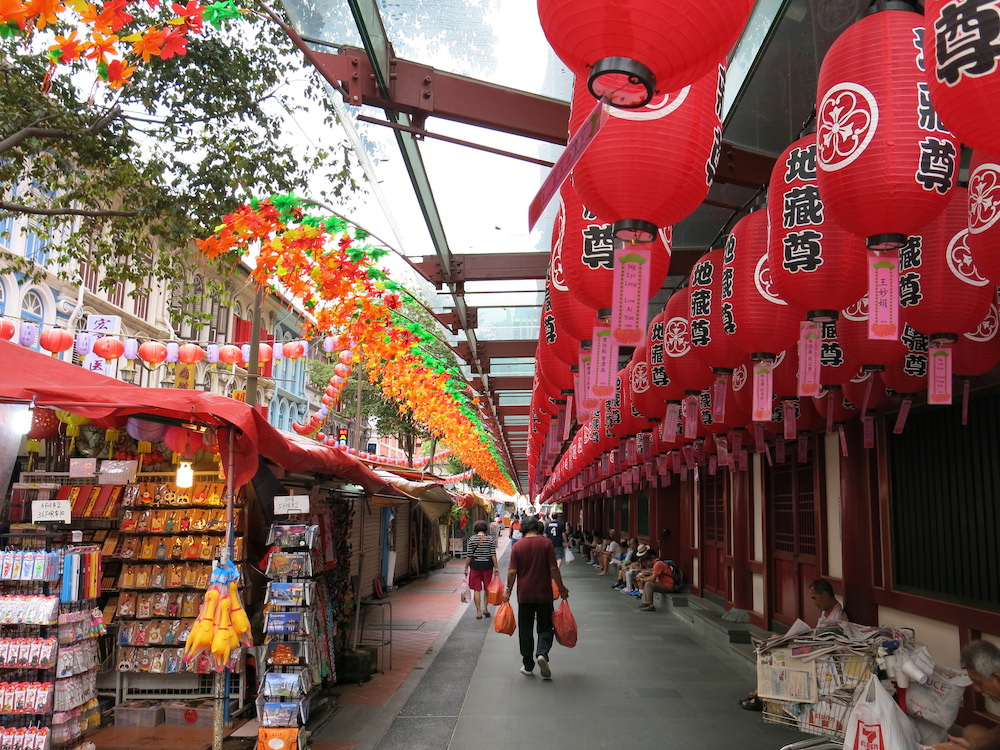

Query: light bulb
left=176, top=461, right=194, bottom=488
left=11, top=407, right=32, bottom=436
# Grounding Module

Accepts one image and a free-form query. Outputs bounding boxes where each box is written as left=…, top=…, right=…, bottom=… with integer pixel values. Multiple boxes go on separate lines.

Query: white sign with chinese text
left=32, top=499, right=71, bottom=524
left=274, top=495, right=310, bottom=515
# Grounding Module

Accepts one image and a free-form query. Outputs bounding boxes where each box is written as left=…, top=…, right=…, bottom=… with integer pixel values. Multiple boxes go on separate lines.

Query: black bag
left=468, top=537, right=493, bottom=569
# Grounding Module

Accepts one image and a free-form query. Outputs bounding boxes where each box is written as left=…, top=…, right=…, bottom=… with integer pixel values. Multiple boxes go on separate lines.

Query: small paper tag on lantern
left=732, top=429, right=744, bottom=457
left=672, top=452, right=682, bottom=473
left=682, top=444, right=696, bottom=468
left=775, top=438, right=786, bottom=464
left=712, top=372, right=728, bottom=422
left=716, top=436, right=730, bottom=465
left=683, top=395, right=699, bottom=439
left=752, top=363, right=774, bottom=422
left=737, top=449, right=748, bottom=471
left=867, top=249, right=900, bottom=340
left=645, top=462, right=655, bottom=482
left=709, top=455, right=718, bottom=475
left=611, top=245, right=651, bottom=345
left=893, top=397, right=913, bottom=434
left=782, top=400, right=797, bottom=440
left=753, top=423, right=766, bottom=454
left=656, top=455, right=668, bottom=477
left=798, top=434, right=809, bottom=463
left=590, top=323, right=616, bottom=398
left=838, top=424, right=849, bottom=457
left=927, top=344, right=953, bottom=405
left=798, top=321, right=822, bottom=397
left=662, top=402, right=680, bottom=443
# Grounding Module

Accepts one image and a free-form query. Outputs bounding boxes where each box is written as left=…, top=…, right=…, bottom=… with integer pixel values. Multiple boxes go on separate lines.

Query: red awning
left=0, top=340, right=386, bottom=492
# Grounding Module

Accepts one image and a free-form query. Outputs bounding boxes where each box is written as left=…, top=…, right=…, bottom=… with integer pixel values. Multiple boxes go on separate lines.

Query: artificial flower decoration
left=1, top=0, right=243, bottom=91
left=197, top=195, right=515, bottom=494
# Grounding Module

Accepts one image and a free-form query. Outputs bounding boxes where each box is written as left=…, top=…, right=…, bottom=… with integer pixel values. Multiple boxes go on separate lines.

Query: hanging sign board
left=274, top=495, right=310, bottom=515
left=528, top=97, right=609, bottom=230
left=32, top=499, right=71, bottom=524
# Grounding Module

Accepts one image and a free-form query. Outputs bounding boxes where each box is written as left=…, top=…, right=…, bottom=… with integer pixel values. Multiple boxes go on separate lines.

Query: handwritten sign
left=69, top=458, right=97, bottom=478
left=528, top=97, right=609, bottom=230
left=274, top=495, right=310, bottom=515
left=32, top=500, right=71, bottom=524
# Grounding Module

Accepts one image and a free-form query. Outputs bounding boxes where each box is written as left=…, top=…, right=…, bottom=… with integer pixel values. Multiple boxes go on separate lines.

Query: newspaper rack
left=759, top=647, right=877, bottom=750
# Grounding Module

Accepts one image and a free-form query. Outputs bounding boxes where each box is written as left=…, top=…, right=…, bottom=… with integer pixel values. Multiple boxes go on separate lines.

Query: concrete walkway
left=315, top=538, right=809, bottom=750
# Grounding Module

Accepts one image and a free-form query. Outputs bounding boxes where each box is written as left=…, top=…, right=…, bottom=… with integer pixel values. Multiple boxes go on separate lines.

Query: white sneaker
left=519, top=667, right=533, bottom=676
left=536, top=655, right=551, bottom=679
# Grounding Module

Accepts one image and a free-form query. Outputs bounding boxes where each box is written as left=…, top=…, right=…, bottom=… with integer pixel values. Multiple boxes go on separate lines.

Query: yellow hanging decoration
left=105, top=428, right=121, bottom=459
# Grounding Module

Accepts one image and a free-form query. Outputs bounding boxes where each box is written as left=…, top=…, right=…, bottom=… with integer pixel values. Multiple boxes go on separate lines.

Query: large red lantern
left=839, top=296, right=908, bottom=371
left=817, top=320, right=861, bottom=387
left=688, top=248, right=744, bottom=372
left=218, top=345, right=242, bottom=366
left=663, top=290, right=714, bottom=393
left=177, top=343, right=205, bottom=365
left=900, top=186, right=994, bottom=339
left=925, top=0, right=1000, bottom=155
left=163, top=426, right=203, bottom=456
left=138, top=341, right=168, bottom=366
left=569, top=64, right=725, bottom=242
left=0, top=320, right=13, bottom=341
left=558, top=182, right=671, bottom=309
left=725, top=209, right=805, bottom=358
left=549, top=194, right=598, bottom=341
left=92, top=336, right=125, bottom=361
left=27, top=407, right=60, bottom=440
left=542, top=281, right=581, bottom=366
left=536, top=0, right=751, bottom=108
left=39, top=328, right=74, bottom=355
left=767, top=133, right=868, bottom=316
left=816, top=5, right=958, bottom=249
left=841, top=370, right=892, bottom=413
left=630, top=311, right=681, bottom=419
left=952, top=294, right=1000, bottom=378
left=966, top=150, right=1000, bottom=285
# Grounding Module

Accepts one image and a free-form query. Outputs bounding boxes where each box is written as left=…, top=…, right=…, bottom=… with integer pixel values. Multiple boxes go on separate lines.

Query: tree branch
left=0, top=201, right=140, bottom=218
left=0, top=106, right=122, bottom=154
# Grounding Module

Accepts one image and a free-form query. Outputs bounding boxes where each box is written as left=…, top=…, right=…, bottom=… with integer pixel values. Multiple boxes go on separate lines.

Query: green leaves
left=202, top=0, right=240, bottom=28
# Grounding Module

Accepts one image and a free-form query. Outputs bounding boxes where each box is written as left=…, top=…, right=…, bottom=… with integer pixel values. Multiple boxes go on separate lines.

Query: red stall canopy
left=0, top=340, right=385, bottom=493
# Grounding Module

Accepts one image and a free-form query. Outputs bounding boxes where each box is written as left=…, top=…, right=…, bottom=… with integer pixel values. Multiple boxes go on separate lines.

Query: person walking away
left=504, top=518, right=569, bottom=679
left=544, top=512, right=568, bottom=567
left=464, top=520, right=499, bottom=619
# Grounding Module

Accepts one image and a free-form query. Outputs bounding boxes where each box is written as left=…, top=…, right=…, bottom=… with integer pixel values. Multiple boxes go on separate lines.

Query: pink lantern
left=126, top=417, right=166, bottom=442
left=163, top=426, right=203, bottom=456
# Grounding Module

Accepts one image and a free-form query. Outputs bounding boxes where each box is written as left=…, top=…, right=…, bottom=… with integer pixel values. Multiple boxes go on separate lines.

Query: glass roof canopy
left=278, top=0, right=872, bottom=494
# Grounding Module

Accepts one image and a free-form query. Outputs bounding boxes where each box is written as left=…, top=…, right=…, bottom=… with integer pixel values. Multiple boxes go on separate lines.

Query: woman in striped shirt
left=464, top=520, right=499, bottom=619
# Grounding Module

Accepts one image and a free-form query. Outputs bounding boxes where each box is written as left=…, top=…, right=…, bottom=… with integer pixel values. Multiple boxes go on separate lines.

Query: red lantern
left=901, top=186, right=994, bottom=339
left=92, top=336, right=125, bottom=361
left=163, top=426, right=203, bottom=456
left=688, top=248, right=744, bottom=372
left=767, top=133, right=868, bottom=315
left=925, top=0, right=1000, bottom=155
left=662, top=290, right=713, bottom=393
left=257, top=344, right=273, bottom=364
left=541, top=282, right=582, bottom=366
left=558, top=182, right=672, bottom=308
left=570, top=64, right=725, bottom=242
left=966, top=151, right=1000, bottom=285
left=284, top=341, right=306, bottom=359
left=817, top=320, right=861, bottom=387
left=138, top=341, right=168, bottom=365
left=816, top=5, right=958, bottom=249
left=27, top=407, right=60, bottom=440
left=0, top=320, right=13, bottom=341
left=39, top=328, right=74, bottom=355
left=880, top=335, right=928, bottom=395
left=724, top=209, right=805, bottom=358
left=812, top=386, right=862, bottom=426
left=177, top=343, right=205, bottom=365
left=839, top=296, right=908, bottom=370
left=952, top=294, right=1000, bottom=377
left=218, top=345, right=242, bottom=365
left=537, top=0, right=751, bottom=108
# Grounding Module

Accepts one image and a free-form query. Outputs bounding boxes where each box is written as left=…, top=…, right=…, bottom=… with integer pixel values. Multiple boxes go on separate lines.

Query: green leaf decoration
left=203, top=0, right=242, bottom=27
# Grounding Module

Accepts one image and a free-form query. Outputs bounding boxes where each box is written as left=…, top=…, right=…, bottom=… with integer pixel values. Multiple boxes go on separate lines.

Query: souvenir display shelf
left=11, top=471, right=247, bottom=709
left=0, top=545, right=104, bottom=750
left=256, top=519, right=321, bottom=750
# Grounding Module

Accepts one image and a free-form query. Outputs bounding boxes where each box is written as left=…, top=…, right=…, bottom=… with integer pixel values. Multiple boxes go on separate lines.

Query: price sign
left=274, top=495, right=309, bottom=515
left=32, top=500, right=71, bottom=524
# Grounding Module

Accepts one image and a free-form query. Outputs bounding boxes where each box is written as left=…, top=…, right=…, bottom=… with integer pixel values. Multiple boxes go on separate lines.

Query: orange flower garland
left=198, top=195, right=515, bottom=494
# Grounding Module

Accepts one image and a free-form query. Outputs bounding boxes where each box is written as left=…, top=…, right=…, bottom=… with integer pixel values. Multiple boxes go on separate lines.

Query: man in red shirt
left=504, top=517, right=569, bottom=679
left=637, top=556, right=675, bottom=612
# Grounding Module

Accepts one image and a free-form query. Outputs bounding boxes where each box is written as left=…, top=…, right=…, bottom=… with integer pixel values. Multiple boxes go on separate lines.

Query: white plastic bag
left=905, top=666, right=972, bottom=729
left=459, top=574, right=471, bottom=603
left=564, top=548, right=576, bottom=563
left=842, top=674, right=919, bottom=750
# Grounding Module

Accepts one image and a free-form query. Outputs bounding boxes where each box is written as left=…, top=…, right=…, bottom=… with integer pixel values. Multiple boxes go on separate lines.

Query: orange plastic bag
left=552, top=600, right=578, bottom=648
left=552, top=579, right=560, bottom=600
left=493, top=600, right=516, bottom=636
left=487, top=575, right=504, bottom=606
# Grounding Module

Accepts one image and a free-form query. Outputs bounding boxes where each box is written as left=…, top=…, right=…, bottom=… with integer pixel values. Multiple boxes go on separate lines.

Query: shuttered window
left=702, top=473, right=726, bottom=544
left=769, top=459, right=817, bottom=557
left=886, top=393, right=1000, bottom=610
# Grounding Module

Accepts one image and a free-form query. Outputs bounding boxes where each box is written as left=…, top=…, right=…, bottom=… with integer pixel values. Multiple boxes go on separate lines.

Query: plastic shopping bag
left=564, top=548, right=576, bottom=563
left=459, top=574, right=471, bottom=603
left=493, top=601, right=516, bottom=636
left=842, top=674, right=919, bottom=750
left=486, top=575, right=504, bottom=606
left=552, top=600, right=578, bottom=648
left=551, top=580, right=560, bottom=601
left=905, top=666, right=972, bottom=729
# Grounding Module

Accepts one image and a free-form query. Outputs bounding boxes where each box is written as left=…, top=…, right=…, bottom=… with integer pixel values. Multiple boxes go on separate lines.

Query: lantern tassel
left=838, top=424, right=849, bottom=457
left=893, top=397, right=913, bottom=435
left=861, top=373, right=875, bottom=414
left=863, top=413, right=875, bottom=449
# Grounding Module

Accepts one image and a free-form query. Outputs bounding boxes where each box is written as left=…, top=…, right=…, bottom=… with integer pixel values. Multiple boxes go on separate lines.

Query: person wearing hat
left=610, top=537, right=639, bottom=588
left=623, top=550, right=655, bottom=595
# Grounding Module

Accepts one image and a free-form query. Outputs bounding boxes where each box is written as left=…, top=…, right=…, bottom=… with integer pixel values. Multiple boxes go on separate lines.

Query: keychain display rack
left=0, top=545, right=104, bottom=750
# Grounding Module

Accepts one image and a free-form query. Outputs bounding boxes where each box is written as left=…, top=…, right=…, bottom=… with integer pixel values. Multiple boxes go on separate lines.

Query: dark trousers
left=516, top=601, right=554, bottom=671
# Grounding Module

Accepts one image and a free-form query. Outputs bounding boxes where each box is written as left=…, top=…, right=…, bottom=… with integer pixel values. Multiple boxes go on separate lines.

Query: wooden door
left=700, top=472, right=728, bottom=597
left=768, top=457, right=820, bottom=628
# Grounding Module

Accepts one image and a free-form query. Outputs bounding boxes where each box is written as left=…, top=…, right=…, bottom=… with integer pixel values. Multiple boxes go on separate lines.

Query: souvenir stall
left=0, top=341, right=385, bottom=750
